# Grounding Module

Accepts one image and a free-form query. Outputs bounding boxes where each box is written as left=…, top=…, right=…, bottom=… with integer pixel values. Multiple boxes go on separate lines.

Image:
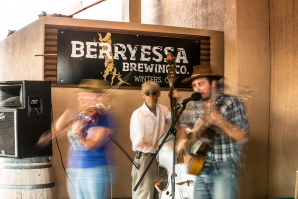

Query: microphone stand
left=108, top=134, right=139, bottom=169
left=133, top=103, right=187, bottom=199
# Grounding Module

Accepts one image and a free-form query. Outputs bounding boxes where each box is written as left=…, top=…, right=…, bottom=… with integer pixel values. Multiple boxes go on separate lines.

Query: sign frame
left=44, top=24, right=211, bottom=91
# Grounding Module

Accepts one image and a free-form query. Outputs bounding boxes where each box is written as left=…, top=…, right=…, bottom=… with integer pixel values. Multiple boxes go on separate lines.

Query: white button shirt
left=130, top=102, right=171, bottom=153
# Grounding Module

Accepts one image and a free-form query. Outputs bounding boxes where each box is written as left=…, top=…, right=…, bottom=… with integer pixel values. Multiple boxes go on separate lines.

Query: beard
left=146, top=101, right=157, bottom=108
left=201, top=87, right=212, bottom=101
left=145, top=98, right=158, bottom=109
left=201, top=94, right=211, bottom=101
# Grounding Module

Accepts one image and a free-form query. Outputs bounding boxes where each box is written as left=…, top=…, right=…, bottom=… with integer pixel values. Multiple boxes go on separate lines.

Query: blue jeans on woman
left=194, top=160, right=238, bottom=199
left=67, top=165, right=109, bottom=199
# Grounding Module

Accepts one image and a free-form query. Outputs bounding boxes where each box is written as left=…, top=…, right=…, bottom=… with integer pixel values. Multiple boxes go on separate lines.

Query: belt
left=139, top=151, right=155, bottom=157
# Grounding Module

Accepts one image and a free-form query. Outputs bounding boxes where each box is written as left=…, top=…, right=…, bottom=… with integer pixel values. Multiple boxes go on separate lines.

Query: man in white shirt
left=130, top=81, right=171, bottom=199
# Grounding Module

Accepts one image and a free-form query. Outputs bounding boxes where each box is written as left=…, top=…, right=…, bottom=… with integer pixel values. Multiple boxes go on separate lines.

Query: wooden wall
left=224, top=0, right=271, bottom=198
left=141, top=1, right=271, bottom=198
left=224, top=0, right=298, bottom=198
left=0, top=19, right=44, bottom=81
left=150, top=1, right=298, bottom=198
left=141, top=0, right=224, bottom=31
left=140, top=0, right=298, bottom=198
left=269, top=0, right=298, bottom=198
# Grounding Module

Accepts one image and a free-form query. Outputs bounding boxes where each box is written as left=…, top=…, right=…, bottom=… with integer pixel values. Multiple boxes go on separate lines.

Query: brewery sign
left=57, top=30, right=206, bottom=89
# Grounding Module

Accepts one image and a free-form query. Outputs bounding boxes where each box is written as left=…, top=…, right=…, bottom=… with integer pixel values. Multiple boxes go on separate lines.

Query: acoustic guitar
left=187, top=129, right=213, bottom=175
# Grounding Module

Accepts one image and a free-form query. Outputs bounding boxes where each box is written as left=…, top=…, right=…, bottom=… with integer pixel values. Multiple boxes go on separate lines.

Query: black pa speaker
left=0, top=80, right=52, bottom=158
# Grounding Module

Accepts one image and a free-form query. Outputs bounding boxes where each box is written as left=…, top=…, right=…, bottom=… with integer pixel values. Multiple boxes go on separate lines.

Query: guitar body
left=187, top=130, right=213, bottom=175
left=188, top=153, right=205, bottom=175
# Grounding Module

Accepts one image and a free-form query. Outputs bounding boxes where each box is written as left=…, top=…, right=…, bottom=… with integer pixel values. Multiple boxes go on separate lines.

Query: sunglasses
left=145, top=90, right=158, bottom=96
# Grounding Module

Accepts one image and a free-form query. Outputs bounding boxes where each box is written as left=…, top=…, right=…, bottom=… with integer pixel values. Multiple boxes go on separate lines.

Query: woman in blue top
left=55, top=79, right=115, bottom=199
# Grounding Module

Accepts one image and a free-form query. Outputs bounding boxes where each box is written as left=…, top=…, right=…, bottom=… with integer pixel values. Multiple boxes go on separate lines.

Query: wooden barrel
left=0, top=157, right=55, bottom=199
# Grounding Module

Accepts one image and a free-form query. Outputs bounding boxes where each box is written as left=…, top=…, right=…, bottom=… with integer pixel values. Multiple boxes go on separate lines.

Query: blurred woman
left=55, top=79, right=116, bottom=199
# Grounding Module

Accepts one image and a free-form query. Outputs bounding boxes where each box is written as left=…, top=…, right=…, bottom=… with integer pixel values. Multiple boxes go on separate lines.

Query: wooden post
left=129, top=0, right=141, bottom=23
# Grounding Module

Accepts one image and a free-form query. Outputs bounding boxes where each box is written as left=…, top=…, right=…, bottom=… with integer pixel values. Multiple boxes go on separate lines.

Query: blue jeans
left=194, top=161, right=238, bottom=199
left=67, top=166, right=109, bottom=199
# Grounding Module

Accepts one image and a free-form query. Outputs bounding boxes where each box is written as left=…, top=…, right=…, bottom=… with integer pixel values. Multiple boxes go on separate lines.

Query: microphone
left=176, top=92, right=201, bottom=108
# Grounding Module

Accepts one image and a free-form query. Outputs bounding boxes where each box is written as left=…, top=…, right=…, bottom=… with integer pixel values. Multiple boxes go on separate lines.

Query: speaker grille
left=0, top=110, right=16, bottom=157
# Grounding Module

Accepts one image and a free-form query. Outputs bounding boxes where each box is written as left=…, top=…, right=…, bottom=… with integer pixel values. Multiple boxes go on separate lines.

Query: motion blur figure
left=55, top=79, right=117, bottom=199
left=174, top=65, right=250, bottom=199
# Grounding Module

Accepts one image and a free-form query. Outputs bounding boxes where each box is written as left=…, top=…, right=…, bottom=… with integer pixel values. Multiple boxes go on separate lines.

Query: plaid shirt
left=180, top=93, right=250, bottom=164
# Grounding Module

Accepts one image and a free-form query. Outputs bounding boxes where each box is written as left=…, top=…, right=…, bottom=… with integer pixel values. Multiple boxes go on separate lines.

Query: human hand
left=168, top=90, right=181, bottom=103
left=200, top=106, right=226, bottom=126
left=72, top=121, right=84, bottom=138
left=200, top=105, right=212, bottom=125
left=210, top=109, right=226, bottom=126
left=207, top=109, right=227, bottom=136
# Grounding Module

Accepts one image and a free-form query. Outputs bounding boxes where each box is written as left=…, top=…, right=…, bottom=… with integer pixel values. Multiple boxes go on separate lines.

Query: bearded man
left=174, top=65, right=250, bottom=199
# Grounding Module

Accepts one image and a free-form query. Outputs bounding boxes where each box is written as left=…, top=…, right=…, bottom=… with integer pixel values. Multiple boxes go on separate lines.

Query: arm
left=210, top=110, right=248, bottom=144
left=130, top=111, right=146, bottom=151
left=55, top=108, right=76, bottom=132
left=210, top=98, right=249, bottom=144
left=187, top=117, right=209, bottom=136
left=79, top=126, right=111, bottom=151
left=176, top=117, right=210, bottom=153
